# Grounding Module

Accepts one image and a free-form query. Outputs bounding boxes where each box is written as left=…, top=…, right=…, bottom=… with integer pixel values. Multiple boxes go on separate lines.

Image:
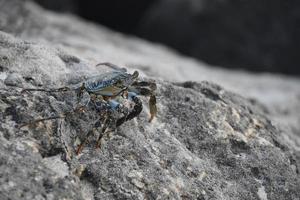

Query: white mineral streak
left=258, top=185, right=268, bottom=200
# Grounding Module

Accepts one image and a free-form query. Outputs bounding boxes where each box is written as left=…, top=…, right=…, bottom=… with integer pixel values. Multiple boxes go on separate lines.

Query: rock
left=0, top=0, right=300, bottom=199
left=0, top=137, right=82, bottom=200
left=137, top=0, right=300, bottom=75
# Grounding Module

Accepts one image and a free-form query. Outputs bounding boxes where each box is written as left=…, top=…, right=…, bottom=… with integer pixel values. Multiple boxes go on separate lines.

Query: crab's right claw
left=149, top=95, right=157, bottom=122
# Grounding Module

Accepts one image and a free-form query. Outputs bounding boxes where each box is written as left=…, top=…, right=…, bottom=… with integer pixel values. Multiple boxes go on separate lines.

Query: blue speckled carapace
left=84, top=70, right=139, bottom=96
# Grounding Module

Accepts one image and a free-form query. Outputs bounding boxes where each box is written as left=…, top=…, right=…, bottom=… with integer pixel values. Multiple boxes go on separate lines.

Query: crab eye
left=132, top=71, right=139, bottom=79
left=116, top=80, right=123, bottom=85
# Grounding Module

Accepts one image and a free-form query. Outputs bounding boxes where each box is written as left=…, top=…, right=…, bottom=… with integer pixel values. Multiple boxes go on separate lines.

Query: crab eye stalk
left=115, top=79, right=123, bottom=86
left=132, top=71, right=139, bottom=79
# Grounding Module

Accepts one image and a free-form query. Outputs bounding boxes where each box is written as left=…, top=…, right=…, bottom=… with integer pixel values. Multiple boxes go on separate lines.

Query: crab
left=21, top=62, right=157, bottom=154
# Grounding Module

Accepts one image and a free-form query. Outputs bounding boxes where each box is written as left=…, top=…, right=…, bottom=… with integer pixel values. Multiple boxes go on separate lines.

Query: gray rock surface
left=0, top=0, right=300, bottom=199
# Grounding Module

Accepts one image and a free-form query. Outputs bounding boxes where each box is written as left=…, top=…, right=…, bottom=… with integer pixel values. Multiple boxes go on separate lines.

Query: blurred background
left=33, top=0, right=300, bottom=76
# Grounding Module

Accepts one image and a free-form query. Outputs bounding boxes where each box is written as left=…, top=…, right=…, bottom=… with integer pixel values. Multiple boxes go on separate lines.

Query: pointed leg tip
left=76, top=145, right=83, bottom=155
left=148, top=115, right=155, bottom=123
left=95, top=143, right=101, bottom=149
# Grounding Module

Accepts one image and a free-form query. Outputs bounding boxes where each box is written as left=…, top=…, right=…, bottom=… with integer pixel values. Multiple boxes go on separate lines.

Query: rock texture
left=0, top=1, right=300, bottom=200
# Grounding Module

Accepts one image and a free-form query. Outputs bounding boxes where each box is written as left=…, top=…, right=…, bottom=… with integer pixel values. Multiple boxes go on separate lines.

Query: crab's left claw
left=149, top=94, right=157, bottom=122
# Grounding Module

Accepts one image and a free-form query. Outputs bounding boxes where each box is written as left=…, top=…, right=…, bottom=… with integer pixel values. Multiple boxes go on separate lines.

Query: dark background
left=33, top=0, right=300, bottom=76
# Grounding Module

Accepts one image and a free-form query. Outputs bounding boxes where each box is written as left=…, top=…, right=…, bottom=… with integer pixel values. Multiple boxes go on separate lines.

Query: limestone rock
left=0, top=1, right=299, bottom=199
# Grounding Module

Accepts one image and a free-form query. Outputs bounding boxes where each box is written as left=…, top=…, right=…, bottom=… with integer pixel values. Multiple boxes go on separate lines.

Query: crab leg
left=19, top=114, right=66, bottom=128
left=19, top=106, right=86, bottom=128
left=128, top=81, right=157, bottom=122
left=116, top=92, right=143, bottom=126
left=76, top=100, right=111, bottom=154
left=76, top=128, right=96, bottom=155
left=76, top=96, right=133, bottom=153
left=93, top=98, right=126, bottom=150
left=106, top=99, right=132, bottom=127
left=21, top=86, right=71, bottom=93
left=95, top=116, right=111, bottom=149
left=148, top=94, right=157, bottom=122
left=129, top=88, right=157, bottom=122
left=89, top=98, right=130, bottom=150
left=131, top=81, right=157, bottom=91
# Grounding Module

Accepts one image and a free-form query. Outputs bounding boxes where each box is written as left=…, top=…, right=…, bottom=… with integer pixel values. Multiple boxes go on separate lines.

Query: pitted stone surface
left=0, top=1, right=299, bottom=199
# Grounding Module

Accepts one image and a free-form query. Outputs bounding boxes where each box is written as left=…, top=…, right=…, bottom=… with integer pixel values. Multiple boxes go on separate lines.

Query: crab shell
left=84, top=70, right=138, bottom=96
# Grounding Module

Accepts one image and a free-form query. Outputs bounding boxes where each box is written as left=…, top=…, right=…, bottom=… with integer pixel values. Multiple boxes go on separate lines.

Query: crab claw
left=149, top=95, right=157, bottom=122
